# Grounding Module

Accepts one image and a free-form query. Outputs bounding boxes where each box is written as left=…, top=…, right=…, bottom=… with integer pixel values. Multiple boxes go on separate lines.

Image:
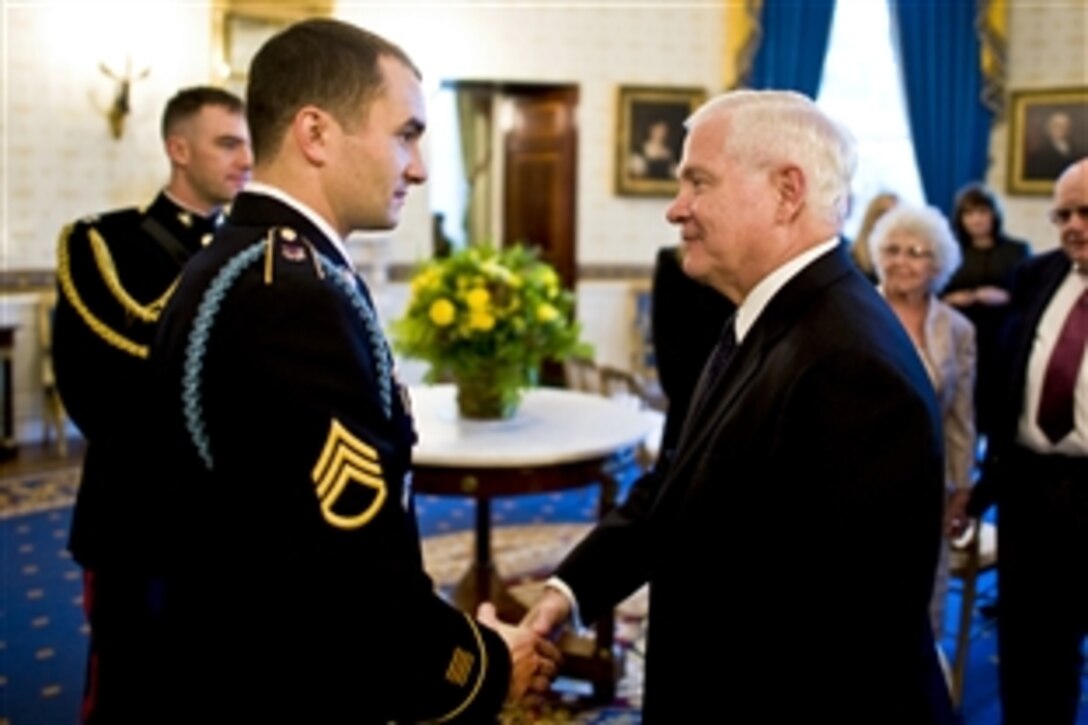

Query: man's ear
left=294, top=107, right=331, bottom=165
left=165, top=135, right=189, bottom=167
left=773, top=165, right=806, bottom=223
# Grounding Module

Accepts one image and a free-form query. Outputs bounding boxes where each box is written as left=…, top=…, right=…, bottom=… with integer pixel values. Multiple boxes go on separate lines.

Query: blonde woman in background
left=851, top=191, right=899, bottom=284
left=870, top=203, right=976, bottom=645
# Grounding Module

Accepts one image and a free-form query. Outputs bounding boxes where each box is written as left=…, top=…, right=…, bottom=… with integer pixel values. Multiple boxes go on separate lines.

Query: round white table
left=409, top=383, right=659, bottom=468
left=409, top=383, right=661, bottom=700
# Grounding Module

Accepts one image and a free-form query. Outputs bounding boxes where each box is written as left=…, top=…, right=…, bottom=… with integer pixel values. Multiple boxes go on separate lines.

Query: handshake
left=476, top=587, right=575, bottom=704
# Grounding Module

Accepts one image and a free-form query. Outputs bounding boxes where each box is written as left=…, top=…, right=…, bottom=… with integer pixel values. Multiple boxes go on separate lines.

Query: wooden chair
left=37, top=291, right=67, bottom=456
left=947, top=518, right=998, bottom=706
left=563, top=356, right=601, bottom=394
left=598, top=365, right=648, bottom=406
left=598, top=365, right=663, bottom=468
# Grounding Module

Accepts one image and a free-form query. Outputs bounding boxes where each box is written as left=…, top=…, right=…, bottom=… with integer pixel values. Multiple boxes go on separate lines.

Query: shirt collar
left=243, top=181, right=354, bottom=268
left=735, top=237, right=840, bottom=343
left=160, top=188, right=220, bottom=224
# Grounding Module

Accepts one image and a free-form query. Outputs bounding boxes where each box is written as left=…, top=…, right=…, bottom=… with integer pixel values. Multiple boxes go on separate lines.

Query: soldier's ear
left=165, top=134, right=190, bottom=167
left=294, top=106, right=330, bottom=166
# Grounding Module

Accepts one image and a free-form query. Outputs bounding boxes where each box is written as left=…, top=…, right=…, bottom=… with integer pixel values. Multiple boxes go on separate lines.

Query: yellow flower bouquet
left=391, top=243, right=592, bottom=419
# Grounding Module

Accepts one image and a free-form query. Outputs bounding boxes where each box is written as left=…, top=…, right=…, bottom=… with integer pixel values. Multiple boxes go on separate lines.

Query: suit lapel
left=658, top=246, right=854, bottom=499
left=1011, top=253, right=1072, bottom=399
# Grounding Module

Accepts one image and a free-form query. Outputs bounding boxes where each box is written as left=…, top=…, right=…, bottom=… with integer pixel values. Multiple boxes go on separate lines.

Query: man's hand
left=477, top=602, right=562, bottom=702
left=520, top=586, right=573, bottom=640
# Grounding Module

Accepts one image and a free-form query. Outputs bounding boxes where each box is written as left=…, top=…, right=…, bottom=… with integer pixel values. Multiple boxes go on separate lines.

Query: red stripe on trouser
left=81, top=570, right=99, bottom=724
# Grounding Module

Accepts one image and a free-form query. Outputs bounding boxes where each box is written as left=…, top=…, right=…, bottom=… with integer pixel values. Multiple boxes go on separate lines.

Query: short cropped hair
left=161, top=86, right=245, bottom=140
left=687, top=90, right=857, bottom=230
left=951, top=183, right=1005, bottom=244
left=245, top=18, right=421, bottom=163
left=868, top=204, right=962, bottom=294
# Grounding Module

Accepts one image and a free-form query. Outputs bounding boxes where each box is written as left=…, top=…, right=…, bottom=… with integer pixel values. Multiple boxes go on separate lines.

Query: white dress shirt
left=1017, top=268, right=1088, bottom=456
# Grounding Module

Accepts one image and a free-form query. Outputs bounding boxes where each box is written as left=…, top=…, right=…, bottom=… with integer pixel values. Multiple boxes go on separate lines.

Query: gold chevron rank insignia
left=311, top=419, right=387, bottom=530
left=445, top=647, right=474, bottom=686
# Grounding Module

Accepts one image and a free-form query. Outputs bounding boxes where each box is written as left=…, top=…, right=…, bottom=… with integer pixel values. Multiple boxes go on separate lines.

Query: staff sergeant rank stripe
left=311, top=419, right=387, bottom=530
left=435, top=614, right=490, bottom=723
left=445, top=647, right=474, bottom=687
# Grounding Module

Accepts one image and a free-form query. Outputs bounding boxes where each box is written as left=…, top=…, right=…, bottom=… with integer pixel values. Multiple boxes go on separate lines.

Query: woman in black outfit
left=940, top=183, right=1031, bottom=443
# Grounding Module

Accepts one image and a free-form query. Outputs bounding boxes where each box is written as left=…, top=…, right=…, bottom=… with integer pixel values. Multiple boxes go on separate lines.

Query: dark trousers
left=996, top=447, right=1088, bottom=725
left=81, top=569, right=167, bottom=724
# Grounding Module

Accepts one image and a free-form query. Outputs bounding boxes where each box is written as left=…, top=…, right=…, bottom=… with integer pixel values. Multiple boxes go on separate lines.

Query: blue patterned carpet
left=1, top=464, right=1084, bottom=724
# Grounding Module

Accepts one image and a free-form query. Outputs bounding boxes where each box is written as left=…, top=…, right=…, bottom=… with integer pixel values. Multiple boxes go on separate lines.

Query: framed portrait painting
left=615, top=85, right=706, bottom=197
left=1007, top=87, right=1088, bottom=196
left=211, top=0, right=333, bottom=94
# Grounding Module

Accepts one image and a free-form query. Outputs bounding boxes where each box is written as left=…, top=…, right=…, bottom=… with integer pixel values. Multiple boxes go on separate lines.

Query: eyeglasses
left=1049, top=205, right=1088, bottom=225
left=879, top=244, right=934, bottom=260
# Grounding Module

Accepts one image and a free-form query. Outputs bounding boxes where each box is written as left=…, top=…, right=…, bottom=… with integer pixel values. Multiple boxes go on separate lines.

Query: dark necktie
left=1037, top=287, right=1088, bottom=444
left=688, top=313, right=738, bottom=419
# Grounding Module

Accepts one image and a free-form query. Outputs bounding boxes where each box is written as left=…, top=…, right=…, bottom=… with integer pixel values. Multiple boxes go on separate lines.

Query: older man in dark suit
left=523, top=89, right=955, bottom=723
left=972, top=158, right=1088, bottom=723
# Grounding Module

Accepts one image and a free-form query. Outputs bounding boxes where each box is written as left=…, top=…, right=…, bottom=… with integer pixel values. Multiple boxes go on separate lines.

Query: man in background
left=971, top=157, right=1088, bottom=723
left=53, top=85, right=251, bottom=722
left=524, top=90, right=955, bottom=723
left=149, top=19, right=556, bottom=722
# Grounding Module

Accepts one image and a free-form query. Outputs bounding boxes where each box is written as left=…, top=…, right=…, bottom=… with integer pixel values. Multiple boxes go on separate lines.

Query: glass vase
left=452, top=367, right=523, bottom=420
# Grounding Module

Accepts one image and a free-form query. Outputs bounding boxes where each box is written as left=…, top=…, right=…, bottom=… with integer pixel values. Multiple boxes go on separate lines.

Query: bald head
left=1051, top=158, right=1088, bottom=271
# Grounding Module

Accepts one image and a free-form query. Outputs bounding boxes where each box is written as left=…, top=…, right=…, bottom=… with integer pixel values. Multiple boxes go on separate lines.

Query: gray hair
left=868, top=203, right=962, bottom=294
left=686, top=90, right=857, bottom=229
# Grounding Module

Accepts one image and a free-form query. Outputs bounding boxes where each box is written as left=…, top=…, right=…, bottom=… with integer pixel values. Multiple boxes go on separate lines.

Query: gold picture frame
left=1007, top=87, right=1088, bottom=196
left=211, top=0, right=334, bottom=94
left=615, top=85, right=706, bottom=197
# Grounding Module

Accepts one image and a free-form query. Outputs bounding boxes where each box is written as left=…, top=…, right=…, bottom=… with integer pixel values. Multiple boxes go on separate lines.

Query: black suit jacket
left=556, top=245, right=954, bottom=722
left=973, top=250, right=1073, bottom=509
left=150, top=193, right=511, bottom=723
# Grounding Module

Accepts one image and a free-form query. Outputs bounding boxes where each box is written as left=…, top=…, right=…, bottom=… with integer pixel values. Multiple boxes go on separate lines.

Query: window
left=817, top=0, right=926, bottom=239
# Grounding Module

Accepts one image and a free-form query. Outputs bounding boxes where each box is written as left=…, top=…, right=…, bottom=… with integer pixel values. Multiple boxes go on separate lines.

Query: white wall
left=1, top=0, right=1086, bottom=443
left=2, top=1, right=215, bottom=270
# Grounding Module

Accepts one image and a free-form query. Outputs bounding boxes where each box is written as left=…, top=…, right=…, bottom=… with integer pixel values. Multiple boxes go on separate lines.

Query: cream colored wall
left=4, top=2, right=1085, bottom=268
left=2, top=1, right=1086, bottom=442
left=1, top=1, right=724, bottom=272
left=2, top=1, right=215, bottom=270
left=985, top=0, right=1088, bottom=252
left=324, top=2, right=726, bottom=267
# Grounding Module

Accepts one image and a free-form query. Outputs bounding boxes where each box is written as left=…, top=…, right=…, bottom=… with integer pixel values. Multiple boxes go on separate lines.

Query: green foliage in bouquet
left=391, top=243, right=592, bottom=398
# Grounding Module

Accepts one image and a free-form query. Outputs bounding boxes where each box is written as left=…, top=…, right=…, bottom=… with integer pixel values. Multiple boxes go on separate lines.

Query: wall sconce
left=98, top=57, right=150, bottom=140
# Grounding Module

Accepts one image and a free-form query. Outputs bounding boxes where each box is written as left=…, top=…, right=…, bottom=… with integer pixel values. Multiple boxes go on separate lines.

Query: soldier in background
left=53, top=85, right=251, bottom=723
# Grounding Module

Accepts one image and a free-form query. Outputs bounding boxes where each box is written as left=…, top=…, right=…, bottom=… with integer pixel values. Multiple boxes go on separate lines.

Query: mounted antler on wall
left=98, top=57, right=150, bottom=140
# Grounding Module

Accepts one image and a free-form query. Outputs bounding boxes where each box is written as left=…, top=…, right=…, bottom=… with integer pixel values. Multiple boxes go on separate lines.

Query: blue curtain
left=747, top=0, right=835, bottom=97
left=895, top=0, right=994, bottom=217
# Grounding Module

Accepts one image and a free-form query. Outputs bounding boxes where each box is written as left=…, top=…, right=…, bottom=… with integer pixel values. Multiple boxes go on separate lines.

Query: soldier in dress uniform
left=148, top=19, right=558, bottom=723
left=52, top=85, right=251, bottom=723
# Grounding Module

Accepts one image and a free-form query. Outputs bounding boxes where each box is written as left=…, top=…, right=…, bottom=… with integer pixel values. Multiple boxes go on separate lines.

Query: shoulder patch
left=311, top=418, right=387, bottom=530
left=262, top=226, right=323, bottom=284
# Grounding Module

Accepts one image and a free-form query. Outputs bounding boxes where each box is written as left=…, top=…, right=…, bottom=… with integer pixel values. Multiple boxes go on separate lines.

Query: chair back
left=564, top=356, right=601, bottom=394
